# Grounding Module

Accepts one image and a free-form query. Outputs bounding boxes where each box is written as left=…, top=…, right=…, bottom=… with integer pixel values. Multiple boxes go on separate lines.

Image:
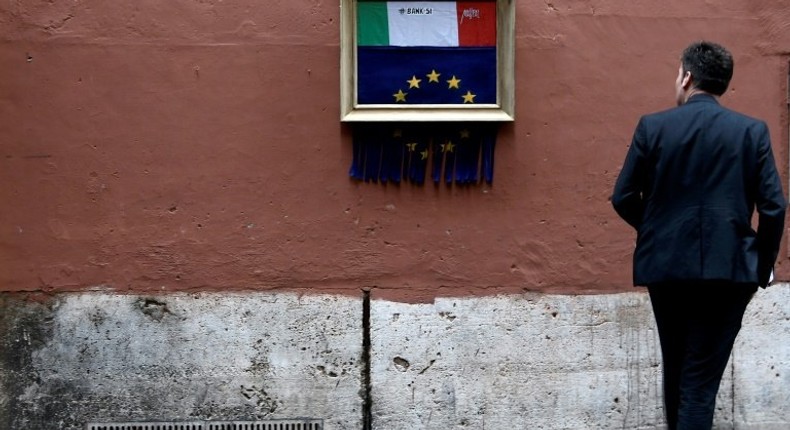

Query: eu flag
left=357, top=47, right=497, bottom=105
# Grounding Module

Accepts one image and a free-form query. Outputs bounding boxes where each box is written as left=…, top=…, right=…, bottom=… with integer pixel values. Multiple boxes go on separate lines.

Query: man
left=612, top=41, right=786, bottom=430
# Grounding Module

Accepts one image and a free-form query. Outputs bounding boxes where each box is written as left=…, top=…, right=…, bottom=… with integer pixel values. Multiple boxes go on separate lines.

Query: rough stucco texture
left=1, top=287, right=789, bottom=429
left=1, top=1, right=789, bottom=299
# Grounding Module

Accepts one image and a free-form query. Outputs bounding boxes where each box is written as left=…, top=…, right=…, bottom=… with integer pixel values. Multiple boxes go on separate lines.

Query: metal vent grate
left=85, top=424, right=204, bottom=430
left=206, top=421, right=322, bottom=430
left=86, top=420, right=323, bottom=430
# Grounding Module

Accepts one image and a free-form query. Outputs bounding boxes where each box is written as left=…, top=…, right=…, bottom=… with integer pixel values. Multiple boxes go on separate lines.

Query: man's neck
left=684, top=89, right=718, bottom=103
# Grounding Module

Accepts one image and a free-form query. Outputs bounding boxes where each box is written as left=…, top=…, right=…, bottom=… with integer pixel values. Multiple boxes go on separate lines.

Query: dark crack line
left=362, top=288, right=372, bottom=430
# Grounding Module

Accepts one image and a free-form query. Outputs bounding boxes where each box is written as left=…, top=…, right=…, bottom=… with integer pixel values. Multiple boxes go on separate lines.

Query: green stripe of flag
left=357, top=2, right=389, bottom=46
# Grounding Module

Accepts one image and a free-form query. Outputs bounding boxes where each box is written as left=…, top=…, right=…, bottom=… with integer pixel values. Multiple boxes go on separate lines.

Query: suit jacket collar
left=685, top=93, right=719, bottom=105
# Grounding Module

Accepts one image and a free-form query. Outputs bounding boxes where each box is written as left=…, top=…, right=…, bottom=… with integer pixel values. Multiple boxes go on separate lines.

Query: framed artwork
left=340, top=0, right=515, bottom=122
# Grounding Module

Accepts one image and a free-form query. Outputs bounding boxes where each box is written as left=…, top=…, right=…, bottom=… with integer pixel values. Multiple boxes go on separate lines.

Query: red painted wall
left=2, top=1, right=789, bottom=300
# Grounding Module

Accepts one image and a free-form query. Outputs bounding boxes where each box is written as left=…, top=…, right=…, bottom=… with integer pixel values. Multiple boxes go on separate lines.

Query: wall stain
left=136, top=297, right=174, bottom=322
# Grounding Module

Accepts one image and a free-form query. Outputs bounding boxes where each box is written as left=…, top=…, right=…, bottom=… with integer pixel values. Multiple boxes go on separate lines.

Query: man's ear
left=681, top=71, right=693, bottom=90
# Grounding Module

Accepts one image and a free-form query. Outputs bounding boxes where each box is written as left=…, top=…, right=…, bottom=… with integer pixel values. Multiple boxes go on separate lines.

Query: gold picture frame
left=340, top=0, right=515, bottom=122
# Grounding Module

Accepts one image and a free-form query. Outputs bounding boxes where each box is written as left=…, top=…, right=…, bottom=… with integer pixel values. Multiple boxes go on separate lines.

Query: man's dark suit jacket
left=612, top=94, right=786, bottom=287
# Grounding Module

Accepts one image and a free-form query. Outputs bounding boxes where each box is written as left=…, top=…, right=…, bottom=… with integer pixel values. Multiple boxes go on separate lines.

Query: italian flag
left=356, top=1, right=498, bottom=105
left=357, top=1, right=497, bottom=47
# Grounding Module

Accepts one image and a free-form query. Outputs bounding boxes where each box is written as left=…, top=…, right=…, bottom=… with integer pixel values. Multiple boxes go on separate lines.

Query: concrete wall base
left=1, top=286, right=788, bottom=429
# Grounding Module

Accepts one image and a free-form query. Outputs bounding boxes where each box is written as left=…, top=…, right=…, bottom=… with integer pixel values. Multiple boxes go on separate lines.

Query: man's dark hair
left=681, top=41, right=734, bottom=96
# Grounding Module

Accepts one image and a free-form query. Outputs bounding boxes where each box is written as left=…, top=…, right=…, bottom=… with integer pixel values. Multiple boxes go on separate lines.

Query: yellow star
left=460, top=129, right=471, bottom=139
left=407, top=75, right=422, bottom=89
left=442, top=141, right=455, bottom=153
left=406, top=142, right=418, bottom=151
left=462, top=90, right=476, bottom=103
left=420, top=149, right=429, bottom=160
left=393, top=128, right=403, bottom=138
left=447, top=75, right=461, bottom=89
left=393, top=89, right=407, bottom=102
left=426, top=69, right=441, bottom=83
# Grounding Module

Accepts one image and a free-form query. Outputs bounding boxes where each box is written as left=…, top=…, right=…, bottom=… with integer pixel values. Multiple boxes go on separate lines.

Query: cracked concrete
left=1, top=288, right=788, bottom=429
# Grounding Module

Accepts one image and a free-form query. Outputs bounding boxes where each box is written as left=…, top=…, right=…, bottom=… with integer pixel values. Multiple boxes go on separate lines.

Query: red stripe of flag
left=457, top=1, right=497, bottom=47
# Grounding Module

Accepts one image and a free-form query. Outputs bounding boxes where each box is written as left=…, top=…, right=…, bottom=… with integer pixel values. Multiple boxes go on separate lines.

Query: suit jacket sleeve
left=755, top=121, right=787, bottom=287
left=612, top=118, right=648, bottom=229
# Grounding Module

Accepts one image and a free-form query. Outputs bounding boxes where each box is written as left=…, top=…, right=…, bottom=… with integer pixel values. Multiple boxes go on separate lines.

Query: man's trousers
left=647, top=283, right=757, bottom=430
